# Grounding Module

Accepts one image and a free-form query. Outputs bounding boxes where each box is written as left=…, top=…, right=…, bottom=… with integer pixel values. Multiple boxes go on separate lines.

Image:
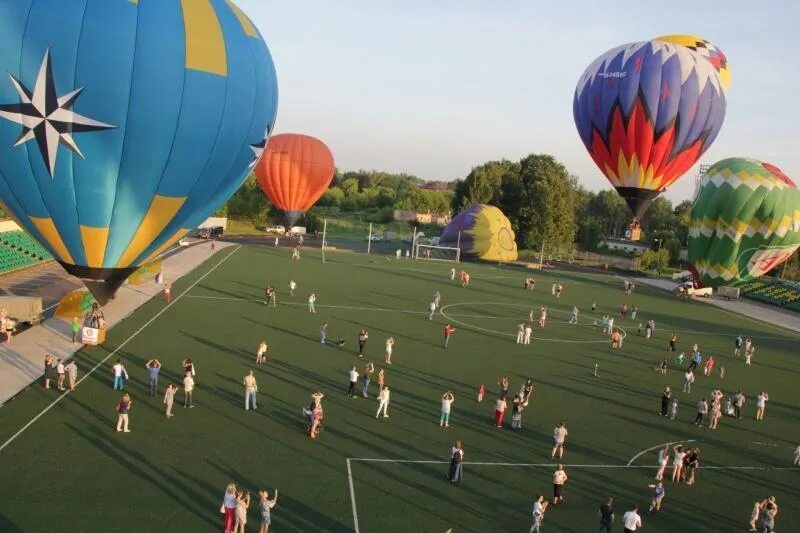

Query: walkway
left=0, top=240, right=230, bottom=406
left=632, top=276, right=800, bottom=335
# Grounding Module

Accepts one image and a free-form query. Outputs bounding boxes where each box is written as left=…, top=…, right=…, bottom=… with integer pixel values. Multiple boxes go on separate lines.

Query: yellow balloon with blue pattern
left=440, top=205, right=518, bottom=262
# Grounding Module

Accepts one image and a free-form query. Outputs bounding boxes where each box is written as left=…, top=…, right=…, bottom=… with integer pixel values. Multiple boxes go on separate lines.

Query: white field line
left=346, top=458, right=360, bottom=533
left=0, top=246, right=241, bottom=454
left=626, top=440, right=697, bottom=466
left=347, top=458, right=798, bottom=471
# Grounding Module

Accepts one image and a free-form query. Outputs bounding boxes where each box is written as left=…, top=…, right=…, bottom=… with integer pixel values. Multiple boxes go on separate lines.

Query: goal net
left=415, top=244, right=461, bottom=262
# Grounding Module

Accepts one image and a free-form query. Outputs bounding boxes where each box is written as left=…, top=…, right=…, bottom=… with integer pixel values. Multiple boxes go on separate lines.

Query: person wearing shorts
left=552, top=464, right=568, bottom=505
left=258, top=489, right=278, bottom=533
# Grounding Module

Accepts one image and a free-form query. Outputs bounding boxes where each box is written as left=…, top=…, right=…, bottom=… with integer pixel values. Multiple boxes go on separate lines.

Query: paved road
left=0, top=261, right=82, bottom=315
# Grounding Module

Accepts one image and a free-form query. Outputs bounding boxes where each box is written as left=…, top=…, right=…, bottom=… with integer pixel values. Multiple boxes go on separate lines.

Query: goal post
left=415, top=244, right=461, bottom=263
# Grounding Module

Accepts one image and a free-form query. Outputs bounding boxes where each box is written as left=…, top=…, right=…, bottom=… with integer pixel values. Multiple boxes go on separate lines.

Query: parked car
left=265, top=225, right=285, bottom=234
left=289, top=226, right=307, bottom=236
left=367, top=235, right=384, bottom=241
left=177, top=238, right=190, bottom=247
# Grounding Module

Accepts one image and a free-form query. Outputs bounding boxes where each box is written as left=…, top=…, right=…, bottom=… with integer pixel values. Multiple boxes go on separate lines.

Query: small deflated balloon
left=440, top=204, right=518, bottom=262
left=255, top=134, right=335, bottom=226
left=688, top=158, right=800, bottom=287
left=574, top=39, right=727, bottom=217
left=0, top=0, right=278, bottom=303
left=654, top=35, right=730, bottom=92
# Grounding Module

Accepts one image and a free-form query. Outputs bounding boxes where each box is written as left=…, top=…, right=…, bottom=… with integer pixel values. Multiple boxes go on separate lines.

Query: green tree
left=500, top=154, right=577, bottom=251
left=584, top=190, right=630, bottom=238
left=576, top=217, right=604, bottom=250
left=452, top=160, right=518, bottom=210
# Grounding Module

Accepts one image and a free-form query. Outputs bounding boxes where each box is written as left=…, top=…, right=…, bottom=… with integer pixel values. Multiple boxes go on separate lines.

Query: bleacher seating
left=738, top=277, right=800, bottom=310
left=0, top=231, right=53, bottom=274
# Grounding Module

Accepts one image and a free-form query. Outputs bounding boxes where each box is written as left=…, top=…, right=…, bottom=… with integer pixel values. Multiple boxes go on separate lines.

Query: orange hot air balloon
left=255, top=134, right=335, bottom=225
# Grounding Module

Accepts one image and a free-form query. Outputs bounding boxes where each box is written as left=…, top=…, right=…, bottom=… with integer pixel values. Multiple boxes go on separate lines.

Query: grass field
left=0, top=244, right=798, bottom=532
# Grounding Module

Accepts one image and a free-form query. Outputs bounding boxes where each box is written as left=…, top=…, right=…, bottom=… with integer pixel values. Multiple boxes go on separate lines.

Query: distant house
left=393, top=210, right=452, bottom=227
left=598, top=238, right=648, bottom=255
left=419, top=181, right=451, bottom=191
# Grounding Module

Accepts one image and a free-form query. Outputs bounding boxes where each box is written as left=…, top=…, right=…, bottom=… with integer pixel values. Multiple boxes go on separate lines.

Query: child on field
left=477, top=384, right=485, bottom=402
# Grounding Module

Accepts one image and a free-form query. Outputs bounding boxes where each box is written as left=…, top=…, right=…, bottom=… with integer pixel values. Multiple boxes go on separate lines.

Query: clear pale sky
left=241, top=0, right=800, bottom=203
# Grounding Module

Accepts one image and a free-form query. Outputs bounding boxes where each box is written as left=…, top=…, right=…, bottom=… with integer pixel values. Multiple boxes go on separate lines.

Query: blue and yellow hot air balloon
left=0, top=0, right=278, bottom=303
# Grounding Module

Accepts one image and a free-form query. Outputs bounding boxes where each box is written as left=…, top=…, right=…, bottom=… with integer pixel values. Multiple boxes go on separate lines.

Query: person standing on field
left=384, top=337, right=395, bottom=364
left=111, top=359, right=128, bottom=390
left=756, top=391, right=769, bottom=420
left=552, top=422, right=568, bottom=459
left=376, top=386, right=390, bottom=418
left=115, top=393, right=132, bottom=433
left=71, top=317, right=80, bottom=344
left=256, top=341, right=268, bottom=364
left=429, top=300, right=437, bottom=320
left=244, top=370, right=258, bottom=410
left=529, top=494, right=548, bottom=533
left=145, top=358, right=161, bottom=397
left=347, top=366, right=359, bottom=398
left=552, top=464, right=568, bottom=505
left=523, top=323, right=533, bottom=345
left=440, top=391, right=455, bottom=427
left=308, top=293, right=316, bottom=313
left=494, top=395, right=507, bottom=428
left=183, top=372, right=195, bottom=408
left=361, top=362, right=374, bottom=398
left=443, top=324, right=456, bottom=348
left=288, top=279, right=296, bottom=296
left=164, top=283, right=171, bottom=303
left=65, top=359, right=78, bottom=391
left=623, top=504, right=642, bottom=532
left=320, top=324, right=327, bottom=345
left=598, top=497, right=614, bottom=533
left=357, top=330, right=369, bottom=357
left=516, top=323, right=525, bottom=344
left=164, top=383, right=178, bottom=418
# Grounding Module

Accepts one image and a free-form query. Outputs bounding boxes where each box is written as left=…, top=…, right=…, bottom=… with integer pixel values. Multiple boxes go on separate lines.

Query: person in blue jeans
left=111, top=360, right=128, bottom=390
left=145, top=358, right=161, bottom=397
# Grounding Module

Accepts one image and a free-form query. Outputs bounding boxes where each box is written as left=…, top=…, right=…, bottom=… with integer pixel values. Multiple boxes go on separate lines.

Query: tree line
left=217, top=154, right=799, bottom=275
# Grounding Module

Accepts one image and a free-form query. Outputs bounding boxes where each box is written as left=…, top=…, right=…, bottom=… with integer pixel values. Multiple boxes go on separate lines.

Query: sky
left=240, top=0, right=800, bottom=203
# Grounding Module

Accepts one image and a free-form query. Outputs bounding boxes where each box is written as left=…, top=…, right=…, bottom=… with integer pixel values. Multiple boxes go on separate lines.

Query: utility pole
left=367, top=222, right=373, bottom=255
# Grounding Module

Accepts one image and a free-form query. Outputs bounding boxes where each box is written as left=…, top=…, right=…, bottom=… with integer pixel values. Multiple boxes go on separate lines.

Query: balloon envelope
left=0, top=0, right=278, bottom=303
left=255, top=133, right=335, bottom=226
left=688, top=158, right=800, bottom=287
left=440, top=204, right=518, bottom=262
left=574, top=40, right=727, bottom=217
left=654, top=35, right=730, bottom=92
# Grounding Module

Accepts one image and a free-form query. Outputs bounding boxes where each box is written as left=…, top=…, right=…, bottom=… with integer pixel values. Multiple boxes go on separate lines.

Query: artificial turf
left=0, top=244, right=797, bottom=532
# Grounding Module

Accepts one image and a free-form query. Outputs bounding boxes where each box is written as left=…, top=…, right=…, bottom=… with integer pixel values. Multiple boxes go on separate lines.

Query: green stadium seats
left=0, top=230, right=53, bottom=274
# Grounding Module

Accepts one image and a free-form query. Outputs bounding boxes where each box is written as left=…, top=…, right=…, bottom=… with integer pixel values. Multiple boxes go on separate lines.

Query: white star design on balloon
left=0, top=49, right=115, bottom=177
left=248, top=126, right=271, bottom=169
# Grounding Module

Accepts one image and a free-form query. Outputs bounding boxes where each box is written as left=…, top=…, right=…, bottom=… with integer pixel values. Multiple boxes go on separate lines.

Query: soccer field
left=0, top=244, right=797, bottom=532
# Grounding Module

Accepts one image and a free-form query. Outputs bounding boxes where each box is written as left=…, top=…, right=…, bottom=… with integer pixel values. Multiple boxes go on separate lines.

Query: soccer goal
left=414, top=244, right=461, bottom=262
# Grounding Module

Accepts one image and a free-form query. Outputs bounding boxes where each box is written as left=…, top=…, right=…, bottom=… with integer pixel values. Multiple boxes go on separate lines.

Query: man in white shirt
left=552, top=422, right=568, bottom=459
left=529, top=494, right=548, bottom=533
left=552, top=464, right=568, bottom=505
left=183, top=373, right=195, bottom=408
left=243, top=370, right=258, bottom=410
left=288, top=280, right=297, bottom=296
left=376, top=386, right=390, bottom=418
left=111, top=360, right=128, bottom=390
left=429, top=301, right=437, bottom=321
left=523, top=323, right=533, bottom=345
left=347, top=366, right=359, bottom=397
left=756, top=391, right=769, bottom=420
left=516, top=323, right=525, bottom=344
left=623, top=504, right=642, bottom=532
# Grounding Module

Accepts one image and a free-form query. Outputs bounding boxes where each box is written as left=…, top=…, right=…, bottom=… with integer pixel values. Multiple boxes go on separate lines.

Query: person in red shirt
left=164, top=284, right=171, bottom=303
left=443, top=325, right=456, bottom=348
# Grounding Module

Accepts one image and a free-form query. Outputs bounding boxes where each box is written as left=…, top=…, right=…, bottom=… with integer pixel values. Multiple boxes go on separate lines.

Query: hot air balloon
left=573, top=39, right=727, bottom=225
left=255, top=133, right=335, bottom=226
left=0, top=0, right=277, bottom=304
left=654, top=35, right=730, bottom=92
left=688, top=158, right=800, bottom=287
left=440, top=204, right=518, bottom=262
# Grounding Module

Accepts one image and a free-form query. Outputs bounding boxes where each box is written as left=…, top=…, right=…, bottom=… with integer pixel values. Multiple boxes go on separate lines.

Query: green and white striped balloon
left=688, top=158, right=800, bottom=287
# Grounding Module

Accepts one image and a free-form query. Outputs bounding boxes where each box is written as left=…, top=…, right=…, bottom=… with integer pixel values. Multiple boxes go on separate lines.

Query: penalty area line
left=0, top=246, right=242, bottom=455
left=347, top=458, right=361, bottom=533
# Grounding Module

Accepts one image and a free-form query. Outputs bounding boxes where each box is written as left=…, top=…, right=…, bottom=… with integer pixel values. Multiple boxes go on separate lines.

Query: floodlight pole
left=367, top=223, right=373, bottom=255
left=412, top=226, right=417, bottom=258
left=322, top=219, right=327, bottom=263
